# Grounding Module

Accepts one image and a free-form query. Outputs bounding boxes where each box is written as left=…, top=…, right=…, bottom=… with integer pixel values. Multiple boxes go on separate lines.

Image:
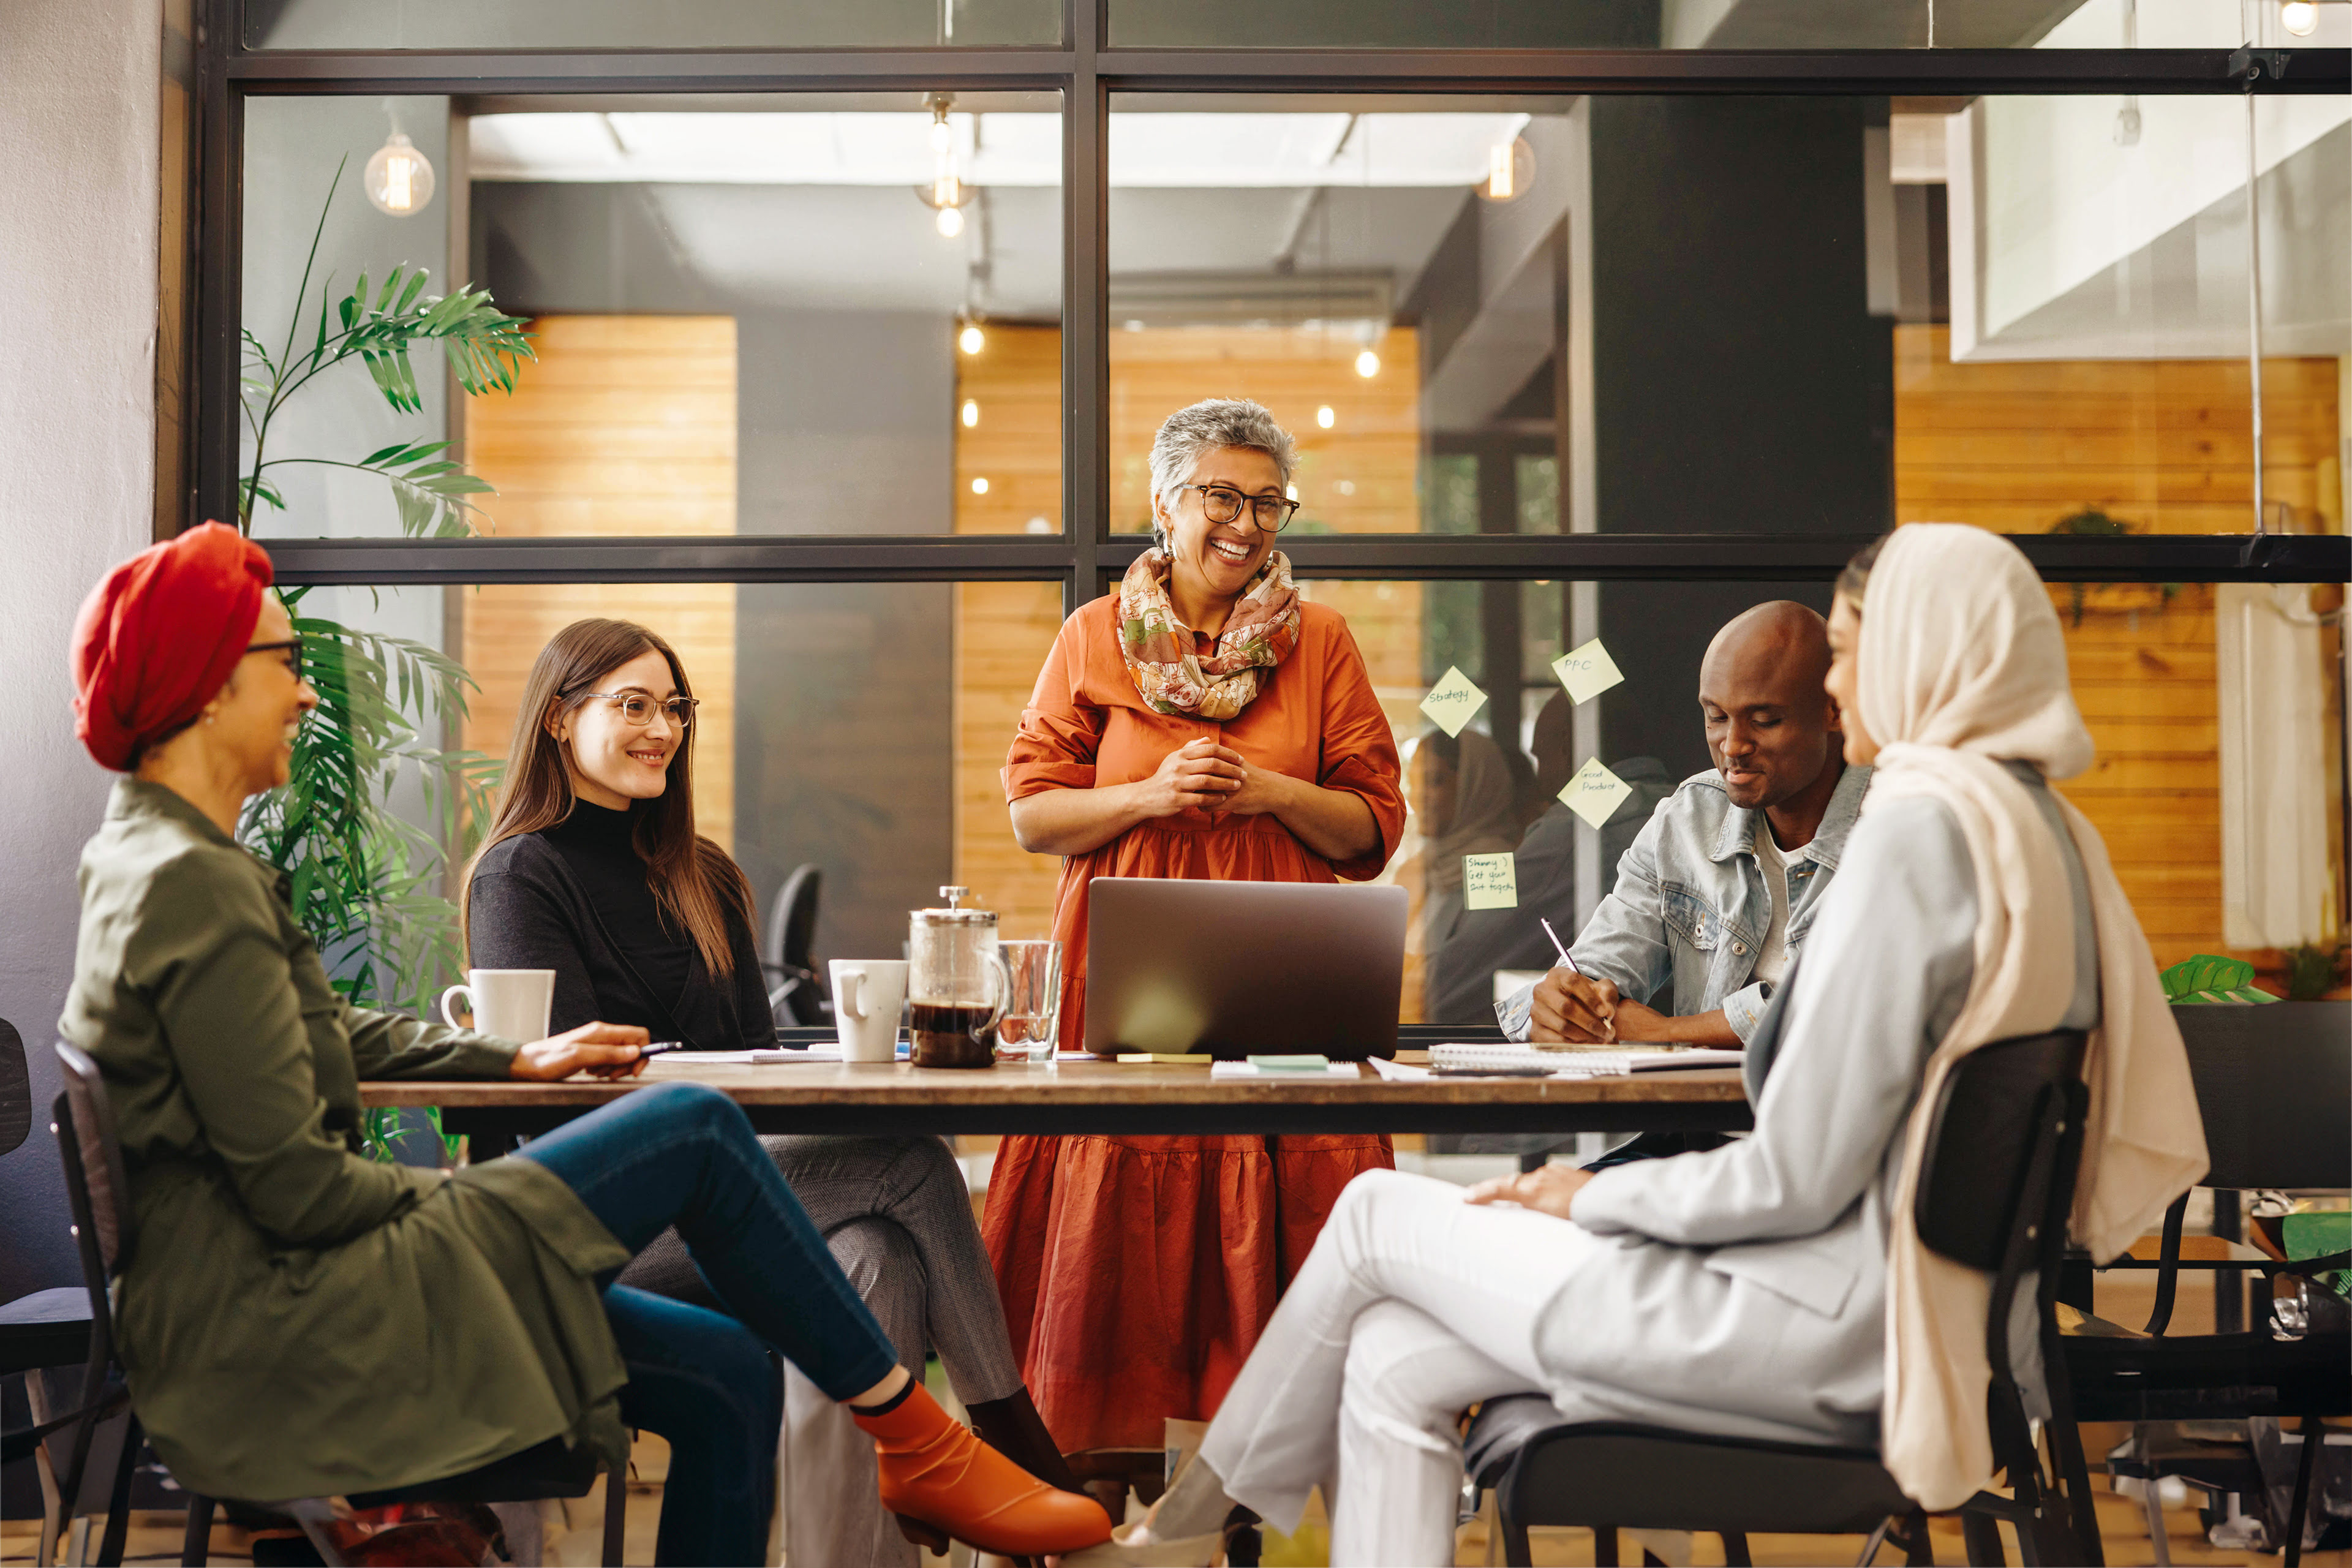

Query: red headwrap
left=71, top=522, right=276, bottom=771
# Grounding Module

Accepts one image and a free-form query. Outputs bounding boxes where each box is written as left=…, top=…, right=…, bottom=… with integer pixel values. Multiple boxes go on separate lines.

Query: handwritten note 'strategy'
left=1551, top=639, right=1626, bottom=706
left=1559, top=757, right=1634, bottom=829
left=1419, top=666, right=1489, bottom=738
left=1462, top=853, right=1518, bottom=911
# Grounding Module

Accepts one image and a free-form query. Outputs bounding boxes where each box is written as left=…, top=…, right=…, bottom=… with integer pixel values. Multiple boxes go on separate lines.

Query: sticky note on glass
left=1559, top=757, right=1633, bottom=829
left=1419, top=666, right=1488, bottom=737
left=1551, top=639, right=1625, bottom=705
left=1463, top=853, right=1518, bottom=911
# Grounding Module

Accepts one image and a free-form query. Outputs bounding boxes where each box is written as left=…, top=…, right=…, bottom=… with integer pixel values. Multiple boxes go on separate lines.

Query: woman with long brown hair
left=467, top=618, right=1089, bottom=1567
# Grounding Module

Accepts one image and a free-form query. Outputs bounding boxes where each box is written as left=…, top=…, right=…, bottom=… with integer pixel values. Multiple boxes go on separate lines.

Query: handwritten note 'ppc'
left=1462, top=853, right=1518, bottom=911
left=1551, top=639, right=1626, bottom=706
left=1419, top=666, right=1488, bottom=737
left=1559, top=757, right=1634, bottom=829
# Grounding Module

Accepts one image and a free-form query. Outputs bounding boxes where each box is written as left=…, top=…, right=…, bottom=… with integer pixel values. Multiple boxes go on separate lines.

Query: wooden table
left=361, top=1054, right=1752, bottom=1140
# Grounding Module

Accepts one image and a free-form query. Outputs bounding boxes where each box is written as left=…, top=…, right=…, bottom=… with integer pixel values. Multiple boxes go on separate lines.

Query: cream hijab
left=1857, top=524, right=2208, bottom=1510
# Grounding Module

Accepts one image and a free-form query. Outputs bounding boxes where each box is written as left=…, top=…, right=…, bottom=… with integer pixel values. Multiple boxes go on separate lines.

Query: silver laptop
left=1083, top=877, right=1408, bottom=1058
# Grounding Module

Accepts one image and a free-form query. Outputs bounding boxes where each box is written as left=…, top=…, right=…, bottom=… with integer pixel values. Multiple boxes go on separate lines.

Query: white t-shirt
left=1752, top=826, right=1795, bottom=986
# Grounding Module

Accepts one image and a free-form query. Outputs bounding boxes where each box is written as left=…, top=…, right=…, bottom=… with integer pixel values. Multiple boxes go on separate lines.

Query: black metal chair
left=763, top=862, right=831, bottom=1027
left=1463, top=1028, right=2094, bottom=1568
left=47, top=1041, right=629, bottom=1568
left=2, top=1016, right=121, bottom=1568
left=2063, top=1001, right=2351, bottom=1568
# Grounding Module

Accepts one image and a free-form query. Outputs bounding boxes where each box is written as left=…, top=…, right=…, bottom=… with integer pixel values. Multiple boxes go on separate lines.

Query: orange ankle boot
left=851, top=1384, right=1114, bottom=1556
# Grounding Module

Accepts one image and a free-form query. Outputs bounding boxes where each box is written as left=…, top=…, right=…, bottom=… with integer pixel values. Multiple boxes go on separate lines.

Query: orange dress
left=983, top=594, right=1408, bottom=1453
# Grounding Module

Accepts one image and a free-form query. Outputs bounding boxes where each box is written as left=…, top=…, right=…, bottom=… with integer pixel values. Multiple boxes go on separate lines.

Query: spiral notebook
left=1428, top=1043, right=1745, bottom=1077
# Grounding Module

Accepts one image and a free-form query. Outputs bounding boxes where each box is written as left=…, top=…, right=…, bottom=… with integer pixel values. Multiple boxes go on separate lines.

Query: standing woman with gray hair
left=987, top=398, right=1409, bottom=1461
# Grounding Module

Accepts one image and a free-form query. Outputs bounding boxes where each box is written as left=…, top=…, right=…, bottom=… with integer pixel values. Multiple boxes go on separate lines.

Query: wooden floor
left=7, top=1460, right=2346, bottom=1568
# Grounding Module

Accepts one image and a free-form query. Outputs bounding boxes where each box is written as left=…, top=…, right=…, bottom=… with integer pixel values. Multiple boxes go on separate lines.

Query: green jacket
left=59, top=779, right=631, bottom=1502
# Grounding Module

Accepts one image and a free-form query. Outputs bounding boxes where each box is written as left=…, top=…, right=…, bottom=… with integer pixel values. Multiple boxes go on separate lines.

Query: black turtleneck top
left=467, top=800, right=774, bottom=1052
left=540, top=801, right=695, bottom=1012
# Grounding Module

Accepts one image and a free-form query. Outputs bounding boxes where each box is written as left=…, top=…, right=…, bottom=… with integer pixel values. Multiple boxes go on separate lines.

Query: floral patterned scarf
left=1118, top=548, right=1302, bottom=720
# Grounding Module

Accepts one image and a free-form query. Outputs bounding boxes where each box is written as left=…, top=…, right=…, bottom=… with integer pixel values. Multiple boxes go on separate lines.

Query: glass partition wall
left=196, top=0, right=2348, bottom=1022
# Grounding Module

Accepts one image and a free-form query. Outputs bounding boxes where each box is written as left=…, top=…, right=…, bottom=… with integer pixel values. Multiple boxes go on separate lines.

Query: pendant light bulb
left=1316, top=405, right=1336, bottom=429
left=1354, top=348, right=1381, bottom=379
left=1478, top=136, right=1534, bottom=204
left=937, top=205, right=965, bottom=238
left=959, top=323, right=986, bottom=355
left=364, top=131, right=435, bottom=216
left=2280, top=0, right=2319, bottom=33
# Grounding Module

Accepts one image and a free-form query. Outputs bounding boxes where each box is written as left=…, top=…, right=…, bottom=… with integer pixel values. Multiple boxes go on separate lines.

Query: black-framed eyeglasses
left=1177, top=483, right=1300, bottom=534
left=584, top=692, right=699, bottom=729
left=245, top=636, right=303, bottom=677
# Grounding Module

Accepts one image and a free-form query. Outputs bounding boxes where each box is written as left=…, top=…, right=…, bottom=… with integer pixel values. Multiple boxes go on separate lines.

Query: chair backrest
left=2171, top=1001, right=2349, bottom=1191
left=1913, top=1028, right=2089, bottom=1273
left=766, top=864, right=823, bottom=974
left=0, top=1017, right=28, bottom=1159
left=52, top=1042, right=137, bottom=1281
left=1912, top=1027, right=2090, bottom=1502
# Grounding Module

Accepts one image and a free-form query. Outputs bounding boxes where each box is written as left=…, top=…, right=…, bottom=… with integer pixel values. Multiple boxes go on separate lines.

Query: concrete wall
left=1588, top=96, right=1890, bottom=779
left=0, top=0, right=163, bottom=1302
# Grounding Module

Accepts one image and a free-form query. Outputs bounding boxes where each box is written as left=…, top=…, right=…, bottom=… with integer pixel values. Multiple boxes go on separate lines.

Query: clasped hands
left=1137, top=734, right=1289, bottom=819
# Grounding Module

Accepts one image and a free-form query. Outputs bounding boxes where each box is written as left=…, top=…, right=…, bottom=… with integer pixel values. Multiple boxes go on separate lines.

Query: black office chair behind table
left=2065, top=1001, right=2351, bottom=1568
left=1462, top=1028, right=2095, bottom=1568
left=2, top=1016, right=117, bottom=1568
left=763, top=862, right=831, bottom=1027
left=48, top=1041, right=630, bottom=1568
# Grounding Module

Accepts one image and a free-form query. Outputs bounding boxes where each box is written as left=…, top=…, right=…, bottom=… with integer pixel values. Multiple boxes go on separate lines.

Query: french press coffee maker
left=908, top=887, right=1010, bottom=1069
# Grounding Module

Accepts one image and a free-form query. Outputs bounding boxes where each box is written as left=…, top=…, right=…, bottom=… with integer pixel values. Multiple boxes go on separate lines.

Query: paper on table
left=1419, top=666, right=1488, bottom=737
left=1462, top=852, right=1517, bottom=911
left=1551, top=639, right=1625, bottom=706
left=1559, top=756, right=1634, bottom=829
left=1210, top=1061, right=1363, bottom=1080
left=675, top=1048, right=846, bottom=1064
left=1367, top=1056, right=1433, bottom=1082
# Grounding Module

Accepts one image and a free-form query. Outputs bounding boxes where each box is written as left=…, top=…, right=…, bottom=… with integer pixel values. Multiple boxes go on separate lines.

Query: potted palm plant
left=236, top=162, right=533, bottom=1159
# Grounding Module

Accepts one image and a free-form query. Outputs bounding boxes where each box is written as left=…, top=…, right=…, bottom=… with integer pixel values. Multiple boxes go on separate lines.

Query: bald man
left=1498, top=601, right=1871, bottom=1048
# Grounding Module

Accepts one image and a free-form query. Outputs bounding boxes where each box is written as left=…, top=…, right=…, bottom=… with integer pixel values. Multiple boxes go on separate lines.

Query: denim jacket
left=1497, top=763, right=1871, bottom=1044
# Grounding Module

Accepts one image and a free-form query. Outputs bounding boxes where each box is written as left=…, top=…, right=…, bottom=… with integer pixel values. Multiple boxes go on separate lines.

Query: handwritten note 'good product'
left=1559, top=757, right=1634, bottom=829
left=1419, top=666, right=1488, bottom=737
left=1462, top=853, right=1518, bottom=911
left=1551, top=639, right=1626, bottom=706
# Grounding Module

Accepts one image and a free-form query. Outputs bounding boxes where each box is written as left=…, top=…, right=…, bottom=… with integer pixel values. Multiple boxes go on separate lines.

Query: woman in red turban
left=59, top=524, right=1110, bottom=1563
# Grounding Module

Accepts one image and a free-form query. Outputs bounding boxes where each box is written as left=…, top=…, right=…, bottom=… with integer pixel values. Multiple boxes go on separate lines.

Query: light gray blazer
left=1527, top=771, right=2095, bottom=1446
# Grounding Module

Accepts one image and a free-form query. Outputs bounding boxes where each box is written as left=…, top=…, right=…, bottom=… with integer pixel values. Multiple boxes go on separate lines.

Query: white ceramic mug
left=831, top=959, right=909, bottom=1064
left=440, top=968, right=556, bottom=1043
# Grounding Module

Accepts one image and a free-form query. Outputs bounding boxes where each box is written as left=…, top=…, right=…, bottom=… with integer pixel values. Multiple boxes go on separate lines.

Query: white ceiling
left=469, top=111, right=1533, bottom=189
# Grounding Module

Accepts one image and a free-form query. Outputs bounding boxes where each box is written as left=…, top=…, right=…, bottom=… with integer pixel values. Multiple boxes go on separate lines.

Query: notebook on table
left=1429, top=1043, right=1746, bottom=1077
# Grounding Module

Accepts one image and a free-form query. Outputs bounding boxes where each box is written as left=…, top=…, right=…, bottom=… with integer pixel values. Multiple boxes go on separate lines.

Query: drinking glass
left=997, top=940, right=1063, bottom=1062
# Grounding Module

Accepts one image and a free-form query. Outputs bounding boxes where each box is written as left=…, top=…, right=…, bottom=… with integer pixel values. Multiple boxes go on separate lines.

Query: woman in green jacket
left=58, top=524, right=1109, bottom=1566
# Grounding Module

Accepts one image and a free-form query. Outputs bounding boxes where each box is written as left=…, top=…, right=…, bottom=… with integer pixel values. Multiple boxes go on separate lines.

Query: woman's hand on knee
left=1463, top=1164, right=1594, bottom=1223
left=511, top=1021, right=653, bottom=1081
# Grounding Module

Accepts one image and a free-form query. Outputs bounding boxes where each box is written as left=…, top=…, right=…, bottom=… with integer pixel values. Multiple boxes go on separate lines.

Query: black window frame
left=194, top=0, right=2351, bottom=608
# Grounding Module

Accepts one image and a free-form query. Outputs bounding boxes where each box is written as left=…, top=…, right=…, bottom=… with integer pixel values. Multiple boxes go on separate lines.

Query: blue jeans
left=519, top=1081, right=902, bottom=1565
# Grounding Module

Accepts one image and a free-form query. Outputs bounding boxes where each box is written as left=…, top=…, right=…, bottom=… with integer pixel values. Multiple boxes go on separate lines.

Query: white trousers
left=1196, top=1168, right=1609, bottom=1567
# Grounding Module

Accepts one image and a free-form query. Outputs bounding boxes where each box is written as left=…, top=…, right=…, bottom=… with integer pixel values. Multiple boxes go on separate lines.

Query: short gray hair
left=1147, top=398, right=1297, bottom=545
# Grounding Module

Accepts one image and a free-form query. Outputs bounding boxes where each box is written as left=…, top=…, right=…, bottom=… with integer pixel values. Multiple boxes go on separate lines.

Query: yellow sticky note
left=1551, top=639, right=1625, bottom=706
left=1559, top=756, right=1634, bottom=829
left=1462, top=853, right=1518, bottom=911
left=1419, top=666, right=1488, bottom=737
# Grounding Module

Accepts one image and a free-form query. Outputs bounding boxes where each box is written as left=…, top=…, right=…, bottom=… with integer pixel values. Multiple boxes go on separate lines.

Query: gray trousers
left=617, top=1134, right=1024, bottom=1567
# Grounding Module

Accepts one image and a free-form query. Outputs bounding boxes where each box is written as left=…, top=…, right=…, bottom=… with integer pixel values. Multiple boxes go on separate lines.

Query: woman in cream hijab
left=1072, top=524, right=2204, bottom=1566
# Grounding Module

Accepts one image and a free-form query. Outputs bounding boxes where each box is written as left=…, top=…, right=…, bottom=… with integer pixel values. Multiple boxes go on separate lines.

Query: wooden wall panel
left=1893, top=324, right=2343, bottom=971
left=459, top=315, right=739, bottom=850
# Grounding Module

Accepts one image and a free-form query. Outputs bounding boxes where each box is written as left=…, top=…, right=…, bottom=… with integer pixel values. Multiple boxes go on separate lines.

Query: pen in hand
left=1539, top=918, right=1616, bottom=1043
